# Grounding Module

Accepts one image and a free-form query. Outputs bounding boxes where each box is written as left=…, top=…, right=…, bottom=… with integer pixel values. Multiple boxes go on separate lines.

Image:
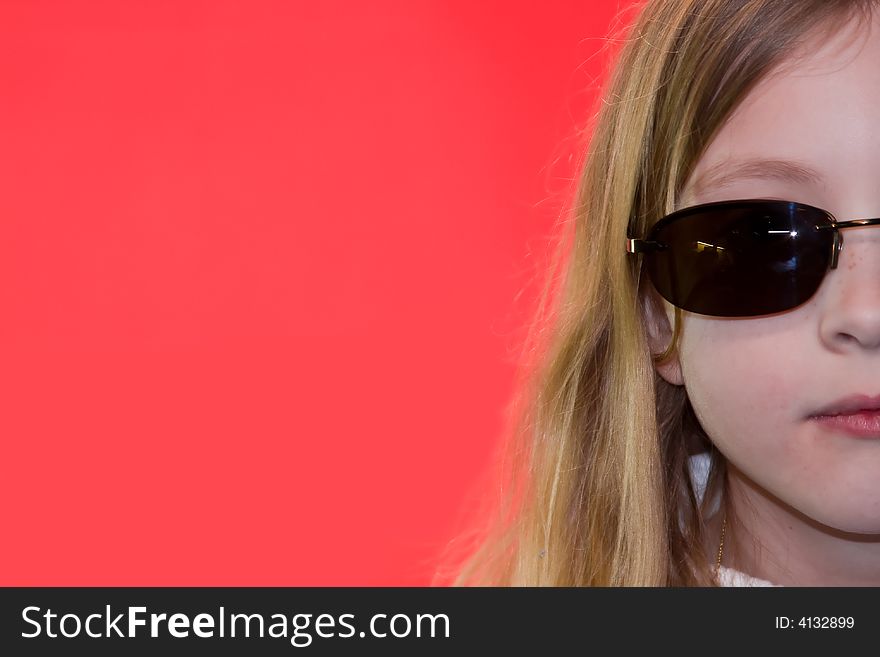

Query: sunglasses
left=626, top=199, right=880, bottom=317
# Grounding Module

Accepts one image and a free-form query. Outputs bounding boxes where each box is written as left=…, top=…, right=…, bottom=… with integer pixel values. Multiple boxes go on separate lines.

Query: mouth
left=809, top=394, right=880, bottom=438
left=810, top=393, right=880, bottom=417
left=811, top=409, right=880, bottom=438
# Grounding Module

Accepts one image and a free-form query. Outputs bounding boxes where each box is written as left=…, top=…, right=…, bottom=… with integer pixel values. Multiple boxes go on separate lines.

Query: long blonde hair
left=436, top=0, right=877, bottom=586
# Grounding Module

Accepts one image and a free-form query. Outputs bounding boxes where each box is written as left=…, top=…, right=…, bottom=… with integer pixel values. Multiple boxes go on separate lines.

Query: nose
left=819, top=221, right=880, bottom=351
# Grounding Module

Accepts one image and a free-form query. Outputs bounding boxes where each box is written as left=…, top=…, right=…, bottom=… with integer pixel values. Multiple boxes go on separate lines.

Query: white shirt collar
left=717, top=564, right=781, bottom=587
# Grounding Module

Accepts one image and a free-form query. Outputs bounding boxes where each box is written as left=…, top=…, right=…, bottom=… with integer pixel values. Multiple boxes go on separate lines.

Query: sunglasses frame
left=625, top=198, right=880, bottom=315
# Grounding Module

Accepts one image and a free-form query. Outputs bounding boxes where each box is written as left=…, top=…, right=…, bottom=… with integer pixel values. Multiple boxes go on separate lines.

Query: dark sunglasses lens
left=644, top=202, right=832, bottom=317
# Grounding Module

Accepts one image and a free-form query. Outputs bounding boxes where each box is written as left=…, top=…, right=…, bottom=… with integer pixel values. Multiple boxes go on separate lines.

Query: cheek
left=676, top=319, right=880, bottom=532
left=680, top=322, right=800, bottom=447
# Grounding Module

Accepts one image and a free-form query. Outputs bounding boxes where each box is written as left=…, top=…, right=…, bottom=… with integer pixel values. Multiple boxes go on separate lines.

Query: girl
left=438, top=0, right=880, bottom=586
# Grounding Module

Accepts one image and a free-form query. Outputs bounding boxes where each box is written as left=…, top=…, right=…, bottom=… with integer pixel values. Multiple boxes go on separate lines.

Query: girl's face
left=651, top=13, right=880, bottom=582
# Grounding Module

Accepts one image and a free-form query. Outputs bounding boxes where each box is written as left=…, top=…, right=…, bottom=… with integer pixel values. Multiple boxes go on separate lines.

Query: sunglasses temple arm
left=626, top=238, right=665, bottom=254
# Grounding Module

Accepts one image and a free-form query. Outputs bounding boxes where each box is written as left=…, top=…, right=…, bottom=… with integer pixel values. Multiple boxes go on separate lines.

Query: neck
left=723, top=466, right=880, bottom=586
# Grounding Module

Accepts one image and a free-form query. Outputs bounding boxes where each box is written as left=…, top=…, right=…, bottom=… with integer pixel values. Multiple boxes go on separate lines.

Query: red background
left=0, top=0, right=632, bottom=585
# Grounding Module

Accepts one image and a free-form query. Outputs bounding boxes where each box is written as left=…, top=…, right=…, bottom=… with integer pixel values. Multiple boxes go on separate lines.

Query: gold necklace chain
left=714, top=513, right=727, bottom=578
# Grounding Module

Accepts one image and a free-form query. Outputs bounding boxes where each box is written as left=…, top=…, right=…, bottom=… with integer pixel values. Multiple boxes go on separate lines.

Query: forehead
left=681, top=11, right=880, bottom=208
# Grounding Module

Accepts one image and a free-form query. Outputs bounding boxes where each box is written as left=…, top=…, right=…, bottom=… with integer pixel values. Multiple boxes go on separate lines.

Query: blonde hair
left=436, top=0, right=877, bottom=586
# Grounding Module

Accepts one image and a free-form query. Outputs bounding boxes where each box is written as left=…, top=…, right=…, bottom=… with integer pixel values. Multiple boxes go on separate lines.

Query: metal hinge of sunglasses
left=626, top=216, right=880, bottom=264
left=625, top=238, right=666, bottom=254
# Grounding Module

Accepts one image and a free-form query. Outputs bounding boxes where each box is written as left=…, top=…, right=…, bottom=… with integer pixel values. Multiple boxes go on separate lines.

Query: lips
left=811, top=393, right=880, bottom=418
left=810, top=394, right=880, bottom=438
left=812, top=411, right=880, bottom=438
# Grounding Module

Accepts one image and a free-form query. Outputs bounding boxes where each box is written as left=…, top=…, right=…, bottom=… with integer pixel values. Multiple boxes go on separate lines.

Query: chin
left=807, top=506, right=880, bottom=537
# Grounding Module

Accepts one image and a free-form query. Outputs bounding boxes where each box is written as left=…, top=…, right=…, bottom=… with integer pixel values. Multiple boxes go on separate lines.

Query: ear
left=641, top=288, right=685, bottom=386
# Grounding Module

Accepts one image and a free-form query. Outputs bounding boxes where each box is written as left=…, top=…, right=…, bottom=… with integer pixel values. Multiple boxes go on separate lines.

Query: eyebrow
left=689, top=157, right=824, bottom=197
